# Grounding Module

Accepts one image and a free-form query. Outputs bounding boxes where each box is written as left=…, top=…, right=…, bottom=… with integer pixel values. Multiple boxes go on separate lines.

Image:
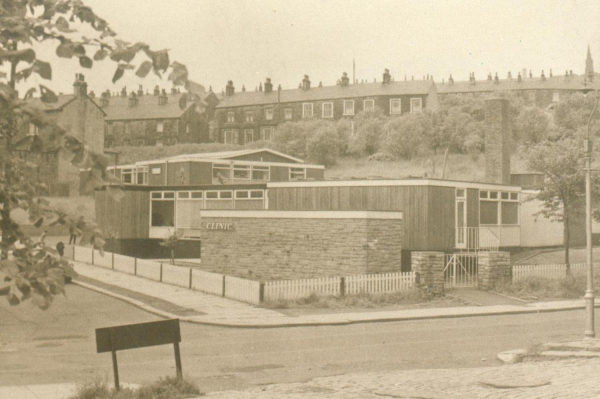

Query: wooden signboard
left=96, top=319, right=182, bottom=390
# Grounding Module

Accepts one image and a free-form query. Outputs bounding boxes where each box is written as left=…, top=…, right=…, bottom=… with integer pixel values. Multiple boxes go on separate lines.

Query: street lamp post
left=582, top=83, right=600, bottom=338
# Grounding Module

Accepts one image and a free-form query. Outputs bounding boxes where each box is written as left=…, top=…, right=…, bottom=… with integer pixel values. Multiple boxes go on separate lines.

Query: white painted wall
left=520, top=191, right=564, bottom=247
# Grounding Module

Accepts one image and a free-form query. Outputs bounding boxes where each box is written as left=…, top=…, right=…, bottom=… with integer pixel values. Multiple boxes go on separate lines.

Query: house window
left=227, top=111, right=235, bottom=123
left=121, top=168, right=133, bottom=184
left=245, top=111, right=254, bottom=122
left=390, top=99, right=401, bottom=114
left=322, top=102, right=334, bottom=118
left=252, top=166, right=270, bottom=181
left=456, top=188, right=466, bottom=199
left=261, top=127, right=274, bottom=141
left=233, top=164, right=251, bottom=180
left=480, top=201, right=498, bottom=225
left=222, top=129, right=239, bottom=144
left=212, top=163, right=231, bottom=183
left=235, top=190, right=249, bottom=199
left=480, top=190, right=520, bottom=225
left=136, top=167, right=148, bottom=185
left=244, top=129, right=254, bottom=144
left=501, top=202, right=519, bottom=225
left=552, top=92, right=560, bottom=102
left=364, top=99, right=375, bottom=111
left=250, top=190, right=264, bottom=199
left=29, top=123, right=38, bottom=135
left=285, top=108, right=293, bottom=120
left=185, top=123, right=190, bottom=134
left=157, top=121, right=164, bottom=132
left=150, top=192, right=175, bottom=227
left=265, top=106, right=274, bottom=120
left=410, top=98, right=423, bottom=113
left=343, top=100, right=354, bottom=115
left=302, top=103, right=313, bottom=118
left=290, top=167, right=306, bottom=181
left=191, top=191, right=203, bottom=199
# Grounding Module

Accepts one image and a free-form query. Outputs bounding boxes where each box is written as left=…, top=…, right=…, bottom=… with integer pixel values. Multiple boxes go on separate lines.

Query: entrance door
left=456, top=199, right=467, bottom=249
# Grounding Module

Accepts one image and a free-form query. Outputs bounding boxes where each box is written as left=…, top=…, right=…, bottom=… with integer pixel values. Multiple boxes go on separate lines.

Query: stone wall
left=411, top=251, right=445, bottom=293
left=199, top=212, right=402, bottom=280
left=478, top=251, right=511, bottom=290
left=484, top=98, right=511, bottom=185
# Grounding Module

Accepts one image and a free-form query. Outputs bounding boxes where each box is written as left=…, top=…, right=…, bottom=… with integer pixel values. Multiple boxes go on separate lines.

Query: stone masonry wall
left=484, top=98, right=511, bottom=185
left=411, top=252, right=445, bottom=293
left=200, top=216, right=403, bottom=280
left=477, top=251, right=511, bottom=290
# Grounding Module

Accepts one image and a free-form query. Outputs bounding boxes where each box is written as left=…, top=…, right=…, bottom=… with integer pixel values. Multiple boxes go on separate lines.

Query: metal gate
left=444, top=253, right=478, bottom=288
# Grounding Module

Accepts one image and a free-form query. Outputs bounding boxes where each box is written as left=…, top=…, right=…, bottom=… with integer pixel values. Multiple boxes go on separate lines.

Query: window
left=223, top=129, right=239, bottom=144
left=213, top=163, right=231, bottom=182
left=261, top=127, right=274, bottom=141
left=233, top=165, right=251, bottom=180
left=152, top=167, right=161, bottom=175
left=364, top=99, right=375, bottom=111
left=245, top=111, right=254, bottom=122
left=178, top=192, right=190, bottom=199
left=502, top=202, right=519, bottom=225
left=29, top=123, right=38, bottom=135
left=456, top=188, right=466, bottom=198
left=235, top=191, right=249, bottom=199
left=480, top=201, right=498, bottom=225
left=250, top=190, right=264, bottom=199
left=252, top=165, right=270, bottom=181
left=244, top=129, right=254, bottom=144
left=185, top=123, right=190, bottom=134
left=302, top=103, right=313, bottom=118
left=390, top=99, right=401, bottom=114
left=553, top=92, right=560, bottom=102
left=191, top=191, right=203, bottom=199
left=157, top=121, right=164, bottom=132
left=150, top=192, right=175, bottom=227
left=410, top=98, right=423, bottom=113
left=227, top=111, right=235, bottom=123
left=285, top=108, right=293, bottom=120
left=480, top=190, right=489, bottom=199
left=290, top=167, right=306, bottom=181
left=510, top=192, right=518, bottom=201
left=322, top=102, right=333, bottom=118
left=480, top=190, right=520, bottom=225
left=343, top=100, right=355, bottom=115
left=136, top=167, right=148, bottom=185
left=219, top=191, right=232, bottom=199
left=206, top=191, right=218, bottom=199
left=490, top=191, right=499, bottom=199
left=121, top=168, right=133, bottom=184
left=265, top=106, right=274, bottom=120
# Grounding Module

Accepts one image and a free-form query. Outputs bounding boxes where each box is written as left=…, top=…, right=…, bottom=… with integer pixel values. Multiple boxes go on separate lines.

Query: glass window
left=490, top=191, right=499, bottom=199
left=364, top=99, right=375, bottom=111
left=480, top=190, right=489, bottom=199
left=261, top=127, right=274, bottom=141
left=390, top=99, right=401, bottom=114
left=223, top=130, right=239, bottom=144
left=178, top=192, right=190, bottom=199
left=343, top=100, right=355, bottom=115
left=227, top=112, right=235, bottom=123
left=206, top=191, right=218, bottom=199
left=191, top=192, right=203, bottom=199
left=235, top=191, right=249, bottom=199
left=410, top=98, right=423, bottom=113
left=322, top=102, right=333, bottom=118
left=151, top=200, right=174, bottom=227
left=285, top=108, right=293, bottom=120
left=121, top=169, right=133, bottom=184
left=213, top=163, right=231, bottom=181
left=220, top=191, right=232, bottom=199
left=163, top=192, right=175, bottom=199
left=250, top=190, right=264, bottom=199
left=245, top=111, right=254, bottom=122
left=233, top=165, right=251, bottom=179
left=480, top=201, right=499, bottom=225
left=456, top=189, right=466, bottom=198
left=502, top=202, right=519, bottom=225
left=244, top=129, right=254, bottom=144
left=265, top=107, right=274, bottom=120
left=501, top=192, right=509, bottom=200
left=151, top=192, right=162, bottom=199
left=252, top=166, right=270, bottom=181
left=302, top=103, right=313, bottom=118
left=157, top=121, right=164, bottom=132
left=510, top=192, right=519, bottom=201
left=290, top=167, right=306, bottom=181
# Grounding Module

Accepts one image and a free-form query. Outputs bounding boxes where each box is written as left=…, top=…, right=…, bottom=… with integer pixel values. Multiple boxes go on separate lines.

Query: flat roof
left=199, top=210, right=403, bottom=220
left=267, top=178, right=522, bottom=191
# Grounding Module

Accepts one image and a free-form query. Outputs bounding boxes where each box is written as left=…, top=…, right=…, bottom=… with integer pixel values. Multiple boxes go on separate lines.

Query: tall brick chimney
left=73, top=73, right=87, bottom=97
left=301, top=75, right=311, bottom=90
left=485, top=98, right=511, bottom=185
left=225, top=80, right=235, bottom=96
left=264, top=78, right=273, bottom=93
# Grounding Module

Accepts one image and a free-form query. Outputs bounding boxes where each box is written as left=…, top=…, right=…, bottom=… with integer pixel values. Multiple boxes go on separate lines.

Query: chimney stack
left=302, top=75, right=311, bottom=90
left=382, top=68, right=391, bottom=84
left=264, top=78, right=273, bottom=93
left=137, top=85, right=144, bottom=96
left=448, top=74, right=454, bottom=84
left=120, top=87, right=127, bottom=97
left=484, top=98, right=511, bottom=185
left=73, top=73, right=87, bottom=97
left=225, top=80, right=235, bottom=96
left=340, top=72, right=350, bottom=87
left=153, top=85, right=160, bottom=96
left=100, top=91, right=109, bottom=107
left=128, top=92, right=138, bottom=108
left=259, top=82, right=263, bottom=92
left=158, top=89, right=168, bottom=105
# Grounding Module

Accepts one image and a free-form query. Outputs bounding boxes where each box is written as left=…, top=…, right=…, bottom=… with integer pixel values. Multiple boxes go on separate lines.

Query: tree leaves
left=0, top=48, right=36, bottom=64
left=56, top=42, right=73, bottom=58
left=136, top=60, right=153, bottom=78
left=39, top=85, right=58, bottom=103
left=93, top=48, right=108, bottom=61
left=111, top=63, right=133, bottom=83
left=33, top=60, right=52, bottom=80
left=169, top=62, right=188, bottom=86
left=79, top=56, right=92, bottom=68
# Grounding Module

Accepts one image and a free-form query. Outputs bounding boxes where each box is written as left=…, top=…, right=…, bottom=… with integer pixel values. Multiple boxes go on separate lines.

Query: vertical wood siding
left=96, top=190, right=149, bottom=239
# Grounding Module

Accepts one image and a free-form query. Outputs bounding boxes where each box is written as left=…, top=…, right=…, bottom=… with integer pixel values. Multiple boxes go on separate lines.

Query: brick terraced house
left=213, top=70, right=439, bottom=145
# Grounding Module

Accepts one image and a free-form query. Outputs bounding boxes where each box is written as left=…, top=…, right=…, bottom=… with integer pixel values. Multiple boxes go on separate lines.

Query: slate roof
left=26, top=94, right=77, bottom=111
left=165, top=148, right=304, bottom=163
left=216, top=80, right=435, bottom=108
left=99, top=93, right=195, bottom=122
left=437, top=74, right=598, bottom=94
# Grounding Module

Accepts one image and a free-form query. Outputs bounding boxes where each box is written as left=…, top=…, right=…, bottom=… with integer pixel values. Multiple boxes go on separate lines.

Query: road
left=0, top=284, right=594, bottom=394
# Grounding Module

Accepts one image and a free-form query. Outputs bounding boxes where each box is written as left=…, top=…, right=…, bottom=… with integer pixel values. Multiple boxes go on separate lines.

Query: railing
left=345, top=272, right=415, bottom=295
left=456, top=227, right=500, bottom=251
left=444, top=253, right=478, bottom=288
left=513, top=263, right=600, bottom=281
left=263, top=277, right=341, bottom=301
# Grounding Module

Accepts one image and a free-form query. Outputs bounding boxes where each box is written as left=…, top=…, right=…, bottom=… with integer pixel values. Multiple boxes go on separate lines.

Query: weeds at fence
left=494, top=275, right=600, bottom=301
left=70, top=376, right=202, bottom=399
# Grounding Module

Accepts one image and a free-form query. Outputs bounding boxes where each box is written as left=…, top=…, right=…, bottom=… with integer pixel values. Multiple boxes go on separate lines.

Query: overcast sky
left=10, top=0, right=600, bottom=96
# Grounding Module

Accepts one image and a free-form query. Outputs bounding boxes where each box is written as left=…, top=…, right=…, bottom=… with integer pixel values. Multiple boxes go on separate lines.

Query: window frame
left=343, top=100, right=355, bottom=116
left=390, top=98, right=402, bottom=114
left=284, top=108, right=293, bottom=120
left=261, top=126, right=274, bottom=141
left=265, top=106, right=274, bottom=121
left=150, top=191, right=176, bottom=227
left=302, top=103, right=313, bottom=118
left=244, top=129, right=254, bottom=144
left=289, top=167, right=307, bottom=181
left=245, top=110, right=254, bottom=122
left=251, top=165, right=270, bottom=181
left=322, top=102, right=334, bottom=118
left=233, top=164, right=251, bottom=180
left=363, top=99, right=375, bottom=111
left=227, top=111, right=235, bottom=123
left=410, top=97, right=423, bottom=113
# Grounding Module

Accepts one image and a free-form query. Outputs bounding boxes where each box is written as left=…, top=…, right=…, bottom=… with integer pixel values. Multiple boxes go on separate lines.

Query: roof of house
left=162, top=148, right=304, bottom=163
left=216, top=80, right=435, bottom=109
left=437, top=74, right=597, bottom=94
left=26, top=94, right=106, bottom=116
left=99, top=93, right=198, bottom=122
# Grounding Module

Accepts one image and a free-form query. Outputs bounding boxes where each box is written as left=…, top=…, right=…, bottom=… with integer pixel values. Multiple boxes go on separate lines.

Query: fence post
left=134, top=257, right=137, bottom=275
left=222, top=275, right=226, bottom=297
left=259, top=282, right=265, bottom=303
left=340, top=277, right=346, bottom=297
left=91, top=248, right=94, bottom=265
left=189, top=268, right=193, bottom=289
left=73, top=245, right=76, bottom=261
left=112, top=252, right=115, bottom=270
left=160, top=263, right=163, bottom=282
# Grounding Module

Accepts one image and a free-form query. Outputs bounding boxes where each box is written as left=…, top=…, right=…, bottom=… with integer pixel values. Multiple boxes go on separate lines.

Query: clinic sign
left=205, top=222, right=234, bottom=231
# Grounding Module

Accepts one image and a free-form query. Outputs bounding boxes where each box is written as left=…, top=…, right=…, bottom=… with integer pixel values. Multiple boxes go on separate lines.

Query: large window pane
left=502, top=202, right=519, bottom=225
left=151, top=201, right=174, bottom=227
left=480, top=201, right=498, bottom=225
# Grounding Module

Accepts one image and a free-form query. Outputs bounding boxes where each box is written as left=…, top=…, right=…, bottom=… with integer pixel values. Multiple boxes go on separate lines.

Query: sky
left=7, top=0, right=600, bottom=97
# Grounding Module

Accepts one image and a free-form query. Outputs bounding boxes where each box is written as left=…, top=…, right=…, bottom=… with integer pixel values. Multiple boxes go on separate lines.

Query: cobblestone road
left=204, top=358, right=600, bottom=398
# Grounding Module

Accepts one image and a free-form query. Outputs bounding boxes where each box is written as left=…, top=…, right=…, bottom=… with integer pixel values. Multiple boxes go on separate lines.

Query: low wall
left=199, top=211, right=403, bottom=280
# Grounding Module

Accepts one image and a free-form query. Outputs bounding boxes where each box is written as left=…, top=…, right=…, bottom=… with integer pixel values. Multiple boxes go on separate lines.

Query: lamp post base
left=585, top=289, right=595, bottom=338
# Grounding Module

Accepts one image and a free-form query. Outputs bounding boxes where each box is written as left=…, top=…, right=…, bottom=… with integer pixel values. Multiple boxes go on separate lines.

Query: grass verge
left=493, top=275, right=600, bottom=301
left=71, top=376, right=202, bottom=399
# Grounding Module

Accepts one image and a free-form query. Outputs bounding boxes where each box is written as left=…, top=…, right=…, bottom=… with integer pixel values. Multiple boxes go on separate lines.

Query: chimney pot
left=154, top=85, right=160, bottom=96
left=341, top=72, right=350, bottom=87
left=264, top=78, right=273, bottom=93
left=137, top=85, right=143, bottom=96
left=382, top=68, right=391, bottom=84
left=225, top=80, right=235, bottom=96
left=302, top=75, right=311, bottom=90
left=73, top=73, right=88, bottom=97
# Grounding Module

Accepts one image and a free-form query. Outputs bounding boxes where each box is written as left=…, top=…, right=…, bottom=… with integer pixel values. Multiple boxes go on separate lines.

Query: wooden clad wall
left=96, top=189, right=150, bottom=239
left=189, top=162, right=212, bottom=185
left=268, top=185, right=455, bottom=251
left=466, top=188, right=479, bottom=227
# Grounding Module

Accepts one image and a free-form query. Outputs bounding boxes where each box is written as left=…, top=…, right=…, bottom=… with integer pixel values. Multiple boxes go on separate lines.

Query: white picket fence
left=513, top=262, right=600, bottom=281
left=345, top=272, right=415, bottom=295
left=69, top=246, right=418, bottom=305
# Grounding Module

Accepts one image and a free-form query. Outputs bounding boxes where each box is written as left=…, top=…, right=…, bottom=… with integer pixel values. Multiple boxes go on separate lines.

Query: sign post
left=96, top=319, right=182, bottom=390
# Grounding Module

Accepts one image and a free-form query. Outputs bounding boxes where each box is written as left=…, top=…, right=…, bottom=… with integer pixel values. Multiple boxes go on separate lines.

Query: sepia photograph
left=1, top=0, right=600, bottom=397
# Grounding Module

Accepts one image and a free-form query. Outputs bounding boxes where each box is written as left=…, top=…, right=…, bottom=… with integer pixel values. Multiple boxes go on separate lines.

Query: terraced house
left=213, top=70, right=439, bottom=145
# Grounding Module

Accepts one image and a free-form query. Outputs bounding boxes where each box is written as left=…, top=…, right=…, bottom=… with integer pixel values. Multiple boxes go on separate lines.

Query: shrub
left=70, top=376, right=202, bottom=399
left=305, top=124, right=342, bottom=166
left=383, top=115, right=425, bottom=160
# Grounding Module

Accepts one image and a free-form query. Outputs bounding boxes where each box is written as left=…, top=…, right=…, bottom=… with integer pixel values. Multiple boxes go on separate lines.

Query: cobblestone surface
left=203, top=358, right=600, bottom=398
